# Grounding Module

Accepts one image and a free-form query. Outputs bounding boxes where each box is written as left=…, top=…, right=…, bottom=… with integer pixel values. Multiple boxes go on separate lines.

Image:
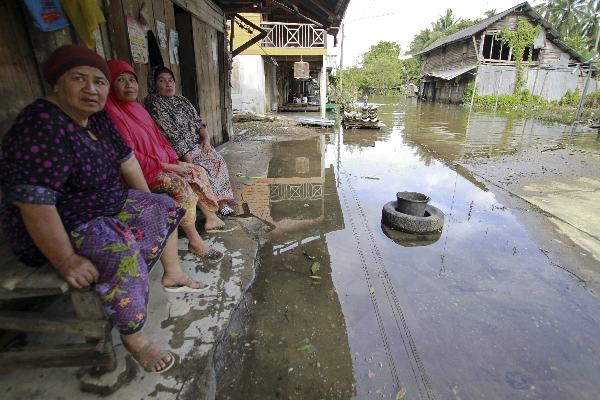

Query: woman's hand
left=163, top=163, right=190, bottom=176
left=57, top=253, right=100, bottom=289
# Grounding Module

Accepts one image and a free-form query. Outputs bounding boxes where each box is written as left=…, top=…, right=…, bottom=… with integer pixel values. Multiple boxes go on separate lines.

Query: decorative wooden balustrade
left=261, top=22, right=325, bottom=48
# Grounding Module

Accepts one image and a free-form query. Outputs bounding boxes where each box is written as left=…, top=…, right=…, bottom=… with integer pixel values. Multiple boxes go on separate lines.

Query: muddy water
left=217, top=98, right=600, bottom=399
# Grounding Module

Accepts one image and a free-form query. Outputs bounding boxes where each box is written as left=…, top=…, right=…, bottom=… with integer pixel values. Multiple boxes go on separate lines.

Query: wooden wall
left=420, top=39, right=478, bottom=75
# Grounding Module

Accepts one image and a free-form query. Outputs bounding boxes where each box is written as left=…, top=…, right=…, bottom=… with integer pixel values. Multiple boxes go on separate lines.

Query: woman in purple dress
left=0, top=45, right=200, bottom=373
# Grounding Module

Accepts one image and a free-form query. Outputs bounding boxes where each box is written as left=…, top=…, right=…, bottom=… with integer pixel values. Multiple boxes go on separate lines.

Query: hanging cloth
left=24, top=0, right=68, bottom=32
left=60, top=0, right=106, bottom=49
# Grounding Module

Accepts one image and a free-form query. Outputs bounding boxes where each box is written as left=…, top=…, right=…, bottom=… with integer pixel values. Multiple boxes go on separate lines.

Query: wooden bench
left=0, top=242, right=116, bottom=372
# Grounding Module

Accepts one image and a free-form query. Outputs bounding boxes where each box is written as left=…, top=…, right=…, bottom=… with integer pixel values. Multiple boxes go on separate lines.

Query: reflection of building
left=240, top=136, right=343, bottom=235
left=218, top=137, right=353, bottom=399
left=416, top=2, right=594, bottom=104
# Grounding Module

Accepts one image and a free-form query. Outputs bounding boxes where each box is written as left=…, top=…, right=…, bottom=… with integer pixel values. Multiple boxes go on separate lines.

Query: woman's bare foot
left=188, top=239, right=210, bottom=255
left=121, top=331, right=172, bottom=373
left=161, top=271, right=205, bottom=290
left=204, top=213, right=225, bottom=231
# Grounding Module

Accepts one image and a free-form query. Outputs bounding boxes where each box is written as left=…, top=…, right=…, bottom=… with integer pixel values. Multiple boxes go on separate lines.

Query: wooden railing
left=261, top=22, right=325, bottom=48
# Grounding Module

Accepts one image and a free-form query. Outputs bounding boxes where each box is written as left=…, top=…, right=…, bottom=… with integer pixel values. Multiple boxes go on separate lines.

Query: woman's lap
left=189, top=146, right=233, bottom=202
left=70, top=189, right=183, bottom=334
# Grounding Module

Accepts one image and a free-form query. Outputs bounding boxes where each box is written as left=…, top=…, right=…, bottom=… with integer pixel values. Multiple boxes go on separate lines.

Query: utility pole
left=575, top=29, right=600, bottom=121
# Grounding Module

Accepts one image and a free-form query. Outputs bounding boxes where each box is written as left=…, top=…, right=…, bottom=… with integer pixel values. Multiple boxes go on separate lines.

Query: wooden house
left=0, top=0, right=348, bottom=142
left=416, top=2, right=595, bottom=104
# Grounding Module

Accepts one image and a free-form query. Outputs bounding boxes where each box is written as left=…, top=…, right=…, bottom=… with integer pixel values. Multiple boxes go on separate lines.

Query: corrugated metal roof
left=415, top=1, right=585, bottom=63
left=426, top=65, right=478, bottom=80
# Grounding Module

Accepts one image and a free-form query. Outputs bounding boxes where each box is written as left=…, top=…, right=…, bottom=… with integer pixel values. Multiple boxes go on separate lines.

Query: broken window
left=481, top=33, right=540, bottom=62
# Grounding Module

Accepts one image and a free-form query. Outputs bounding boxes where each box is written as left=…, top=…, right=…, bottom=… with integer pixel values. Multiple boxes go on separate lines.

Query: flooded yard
left=216, top=97, right=600, bottom=399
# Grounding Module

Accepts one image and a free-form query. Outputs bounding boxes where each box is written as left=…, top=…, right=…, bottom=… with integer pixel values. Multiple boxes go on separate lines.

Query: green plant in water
left=559, top=89, right=581, bottom=107
left=497, top=18, right=541, bottom=94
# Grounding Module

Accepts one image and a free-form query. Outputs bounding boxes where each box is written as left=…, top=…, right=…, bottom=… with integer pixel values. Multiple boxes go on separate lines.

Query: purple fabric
left=72, top=189, right=184, bottom=334
left=0, top=99, right=132, bottom=266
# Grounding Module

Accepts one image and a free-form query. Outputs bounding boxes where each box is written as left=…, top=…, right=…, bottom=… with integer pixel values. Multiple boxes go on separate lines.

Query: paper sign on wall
left=127, top=16, right=148, bottom=64
left=156, top=20, right=167, bottom=49
left=169, top=29, right=179, bottom=65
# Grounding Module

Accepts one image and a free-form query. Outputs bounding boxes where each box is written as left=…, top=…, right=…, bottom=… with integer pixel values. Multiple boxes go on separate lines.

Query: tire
left=382, top=201, right=444, bottom=234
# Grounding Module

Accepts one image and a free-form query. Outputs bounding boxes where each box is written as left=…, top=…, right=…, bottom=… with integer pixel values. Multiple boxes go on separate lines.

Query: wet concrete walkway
left=216, top=98, right=600, bottom=399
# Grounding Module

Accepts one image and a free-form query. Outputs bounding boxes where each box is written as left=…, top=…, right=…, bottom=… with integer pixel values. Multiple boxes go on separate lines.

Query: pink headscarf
left=104, top=59, right=179, bottom=184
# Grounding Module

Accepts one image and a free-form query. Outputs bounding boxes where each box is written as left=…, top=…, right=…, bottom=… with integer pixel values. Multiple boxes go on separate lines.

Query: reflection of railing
left=269, top=183, right=323, bottom=201
left=261, top=22, right=325, bottom=48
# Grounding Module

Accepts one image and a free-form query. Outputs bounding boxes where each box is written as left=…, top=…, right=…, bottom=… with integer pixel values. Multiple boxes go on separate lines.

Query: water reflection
left=218, top=137, right=353, bottom=399
left=219, top=97, right=600, bottom=400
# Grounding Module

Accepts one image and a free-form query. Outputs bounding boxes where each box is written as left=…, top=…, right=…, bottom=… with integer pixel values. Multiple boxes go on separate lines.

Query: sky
left=331, top=0, right=545, bottom=67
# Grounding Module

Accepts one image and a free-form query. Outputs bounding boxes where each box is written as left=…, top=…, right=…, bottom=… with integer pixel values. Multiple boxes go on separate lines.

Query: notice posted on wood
left=126, top=16, right=148, bottom=64
left=169, top=28, right=179, bottom=64
left=156, top=20, right=167, bottom=49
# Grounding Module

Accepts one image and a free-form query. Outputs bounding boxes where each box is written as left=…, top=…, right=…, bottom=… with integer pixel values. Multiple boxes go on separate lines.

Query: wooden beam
left=171, top=0, right=225, bottom=32
left=231, top=13, right=267, bottom=57
left=0, top=343, right=109, bottom=370
left=0, top=311, right=110, bottom=339
left=302, top=0, right=335, bottom=19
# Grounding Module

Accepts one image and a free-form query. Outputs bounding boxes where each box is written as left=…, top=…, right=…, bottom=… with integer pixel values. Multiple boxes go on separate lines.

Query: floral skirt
left=70, top=190, right=184, bottom=335
left=189, top=146, right=234, bottom=204
left=149, top=164, right=219, bottom=226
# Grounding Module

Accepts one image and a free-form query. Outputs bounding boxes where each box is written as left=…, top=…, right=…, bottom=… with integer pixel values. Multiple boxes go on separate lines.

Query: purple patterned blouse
left=0, top=99, right=132, bottom=266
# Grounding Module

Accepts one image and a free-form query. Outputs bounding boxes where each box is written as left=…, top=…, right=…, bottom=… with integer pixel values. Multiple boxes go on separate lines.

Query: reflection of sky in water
left=322, top=98, right=600, bottom=399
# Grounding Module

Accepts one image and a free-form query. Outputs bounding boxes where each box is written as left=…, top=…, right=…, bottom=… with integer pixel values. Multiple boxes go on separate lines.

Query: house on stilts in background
left=416, top=2, right=597, bottom=104
left=228, top=1, right=349, bottom=116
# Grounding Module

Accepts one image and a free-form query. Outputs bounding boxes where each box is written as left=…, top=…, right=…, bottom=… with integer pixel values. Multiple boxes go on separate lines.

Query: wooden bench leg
left=71, top=289, right=117, bottom=372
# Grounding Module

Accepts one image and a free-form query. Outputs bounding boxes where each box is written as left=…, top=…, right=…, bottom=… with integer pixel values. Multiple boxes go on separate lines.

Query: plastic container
left=396, top=192, right=430, bottom=216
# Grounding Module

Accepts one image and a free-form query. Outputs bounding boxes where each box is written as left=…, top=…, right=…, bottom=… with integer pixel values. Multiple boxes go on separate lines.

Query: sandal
left=163, top=276, right=209, bottom=293
left=219, top=205, right=235, bottom=216
left=132, top=342, right=175, bottom=373
left=205, top=223, right=237, bottom=234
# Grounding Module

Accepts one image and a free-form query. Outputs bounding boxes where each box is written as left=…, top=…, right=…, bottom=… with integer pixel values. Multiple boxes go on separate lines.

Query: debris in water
left=303, top=251, right=316, bottom=260
left=229, top=331, right=238, bottom=339
left=361, top=176, right=380, bottom=180
left=369, top=287, right=375, bottom=294
left=396, top=388, right=406, bottom=400
left=311, top=262, right=321, bottom=274
left=309, top=276, right=322, bottom=280
left=297, top=344, right=311, bottom=352
left=368, top=370, right=376, bottom=379
left=235, top=173, right=263, bottom=179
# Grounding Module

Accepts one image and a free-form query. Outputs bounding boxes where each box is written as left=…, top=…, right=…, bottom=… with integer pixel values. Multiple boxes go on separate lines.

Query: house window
left=482, top=33, right=540, bottom=63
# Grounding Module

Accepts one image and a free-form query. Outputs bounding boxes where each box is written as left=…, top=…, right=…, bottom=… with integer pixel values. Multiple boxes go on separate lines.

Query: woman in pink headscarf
left=105, top=60, right=230, bottom=261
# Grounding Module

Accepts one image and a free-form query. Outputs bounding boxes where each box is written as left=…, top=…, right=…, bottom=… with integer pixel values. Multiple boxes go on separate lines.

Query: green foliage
left=585, top=90, right=600, bottom=108
left=497, top=18, right=541, bottom=93
left=337, top=41, right=419, bottom=97
left=472, top=90, right=548, bottom=110
left=463, top=81, right=475, bottom=103
left=559, top=89, right=581, bottom=106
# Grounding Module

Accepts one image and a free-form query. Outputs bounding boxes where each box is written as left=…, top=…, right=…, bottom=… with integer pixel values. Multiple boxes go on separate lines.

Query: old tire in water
left=382, top=201, right=444, bottom=234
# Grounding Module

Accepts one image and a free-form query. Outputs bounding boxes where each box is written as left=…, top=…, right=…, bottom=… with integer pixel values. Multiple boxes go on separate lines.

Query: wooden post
left=71, top=289, right=117, bottom=372
left=320, top=55, right=327, bottom=117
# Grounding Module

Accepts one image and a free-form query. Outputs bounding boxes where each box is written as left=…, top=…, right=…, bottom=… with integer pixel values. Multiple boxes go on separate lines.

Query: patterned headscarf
left=144, top=67, right=207, bottom=158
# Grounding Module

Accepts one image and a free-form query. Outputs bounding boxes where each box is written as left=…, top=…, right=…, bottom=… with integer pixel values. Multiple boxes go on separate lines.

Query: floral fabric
left=72, top=189, right=184, bottom=334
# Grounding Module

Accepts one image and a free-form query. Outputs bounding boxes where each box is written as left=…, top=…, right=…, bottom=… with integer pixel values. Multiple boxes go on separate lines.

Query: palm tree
left=546, top=0, right=586, bottom=36
left=484, top=9, right=497, bottom=18
left=579, top=0, right=600, bottom=51
left=431, top=9, right=460, bottom=32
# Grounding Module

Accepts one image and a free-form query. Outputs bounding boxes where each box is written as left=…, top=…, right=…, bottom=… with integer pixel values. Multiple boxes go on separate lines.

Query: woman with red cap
left=0, top=45, right=200, bottom=373
left=105, top=60, right=231, bottom=259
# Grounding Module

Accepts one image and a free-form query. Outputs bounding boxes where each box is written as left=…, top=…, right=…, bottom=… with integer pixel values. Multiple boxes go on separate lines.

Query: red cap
left=42, top=45, right=110, bottom=86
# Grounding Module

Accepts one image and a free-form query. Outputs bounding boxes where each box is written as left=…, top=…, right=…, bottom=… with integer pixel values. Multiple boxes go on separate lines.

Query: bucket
left=396, top=192, right=430, bottom=216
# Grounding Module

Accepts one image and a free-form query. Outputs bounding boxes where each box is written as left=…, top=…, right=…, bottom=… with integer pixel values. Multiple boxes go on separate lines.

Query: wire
left=346, top=11, right=401, bottom=23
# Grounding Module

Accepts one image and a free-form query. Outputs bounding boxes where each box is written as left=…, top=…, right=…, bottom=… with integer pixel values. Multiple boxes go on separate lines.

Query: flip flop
left=132, top=342, right=175, bottom=373
left=219, top=205, right=236, bottom=216
left=163, top=277, right=209, bottom=293
left=205, top=224, right=238, bottom=234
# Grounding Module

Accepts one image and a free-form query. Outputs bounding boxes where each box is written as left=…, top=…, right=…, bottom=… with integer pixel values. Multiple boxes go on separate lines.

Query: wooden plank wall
left=105, top=0, right=182, bottom=98
left=192, top=18, right=223, bottom=145
left=420, top=39, right=478, bottom=75
left=0, top=1, right=45, bottom=135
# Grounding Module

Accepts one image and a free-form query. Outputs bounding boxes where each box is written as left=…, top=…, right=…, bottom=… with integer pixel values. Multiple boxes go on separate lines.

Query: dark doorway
left=174, top=4, right=199, bottom=107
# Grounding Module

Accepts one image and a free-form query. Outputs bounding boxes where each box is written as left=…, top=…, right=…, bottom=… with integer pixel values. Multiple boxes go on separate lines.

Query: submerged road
left=218, top=97, right=600, bottom=400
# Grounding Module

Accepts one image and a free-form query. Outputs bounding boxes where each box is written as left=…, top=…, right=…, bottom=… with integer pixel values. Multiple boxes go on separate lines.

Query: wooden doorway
left=174, top=4, right=199, bottom=108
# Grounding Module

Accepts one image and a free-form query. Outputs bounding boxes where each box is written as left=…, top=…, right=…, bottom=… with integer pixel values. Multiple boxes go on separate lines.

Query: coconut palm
left=545, top=0, right=586, bottom=36
left=432, top=9, right=460, bottom=31
left=579, top=0, right=600, bottom=51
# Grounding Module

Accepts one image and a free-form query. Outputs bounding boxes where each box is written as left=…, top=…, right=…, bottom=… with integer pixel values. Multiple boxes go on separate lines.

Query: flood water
left=217, top=97, right=600, bottom=399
